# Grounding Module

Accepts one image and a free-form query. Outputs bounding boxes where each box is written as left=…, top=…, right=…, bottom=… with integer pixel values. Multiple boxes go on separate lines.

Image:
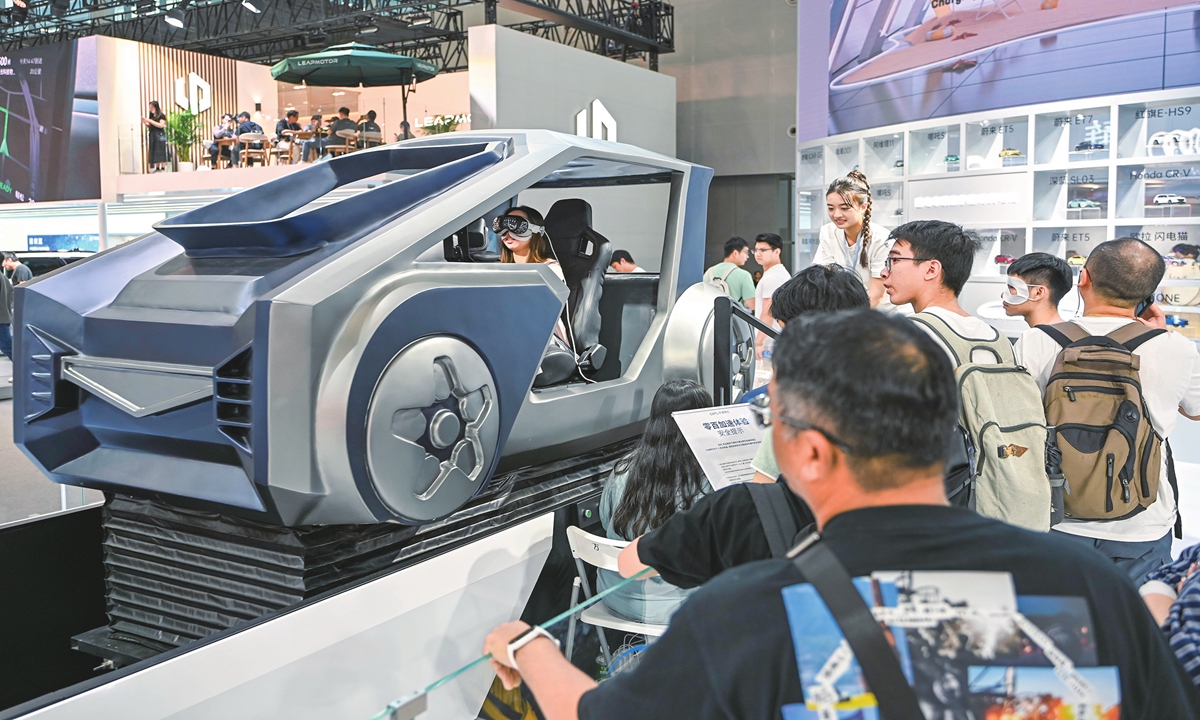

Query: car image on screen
left=1153, top=193, right=1187, bottom=205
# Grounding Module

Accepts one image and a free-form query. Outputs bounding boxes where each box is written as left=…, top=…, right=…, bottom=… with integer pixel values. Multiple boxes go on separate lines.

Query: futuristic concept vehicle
left=12, top=130, right=725, bottom=528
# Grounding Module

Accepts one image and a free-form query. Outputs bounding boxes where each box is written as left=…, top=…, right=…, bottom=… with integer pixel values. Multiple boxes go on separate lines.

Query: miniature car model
left=895, top=208, right=904, bottom=215
left=944, top=154, right=960, bottom=164
left=893, top=160, right=904, bottom=168
left=13, top=130, right=740, bottom=527
left=1067, top=199, right=1101, bottom=209
left=1073, top=141, right=1105, bottom=152
left=995, top=255, right=1017, bottom=265
left=999, top=148, right=1023, bottom=158
left=1067, top=254, right=1087, bottom=267
left=1154, top=193, right=1187, bottom=205
left=1167, top=314, right=1190, bottom=328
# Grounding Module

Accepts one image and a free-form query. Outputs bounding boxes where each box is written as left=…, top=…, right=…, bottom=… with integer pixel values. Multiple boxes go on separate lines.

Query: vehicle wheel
left=664, top=283, right=756, bottom=402
left=365, top=336, right=500, bottom=522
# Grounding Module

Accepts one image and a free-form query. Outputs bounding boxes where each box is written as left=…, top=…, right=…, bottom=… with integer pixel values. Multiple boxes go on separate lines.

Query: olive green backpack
left=912, top=313, right=1053, bottom=532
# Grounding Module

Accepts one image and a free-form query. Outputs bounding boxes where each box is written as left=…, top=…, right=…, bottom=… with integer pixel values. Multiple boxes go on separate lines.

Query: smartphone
left=1136, top=294, right=1155, bottom=317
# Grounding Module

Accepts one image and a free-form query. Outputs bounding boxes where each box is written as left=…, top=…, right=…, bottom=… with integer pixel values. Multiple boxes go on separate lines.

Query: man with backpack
left=483, top=311, right=1200, bottom=720
left=1016, top=238, right=1200, bottom=583
left=703, top=236, right=756, bottom=311
left=881, top=220, right=1053, bottom=531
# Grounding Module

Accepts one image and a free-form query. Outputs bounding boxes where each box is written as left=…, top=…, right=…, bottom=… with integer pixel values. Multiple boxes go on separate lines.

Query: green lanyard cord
left=366, top=566, right=656, bottom=720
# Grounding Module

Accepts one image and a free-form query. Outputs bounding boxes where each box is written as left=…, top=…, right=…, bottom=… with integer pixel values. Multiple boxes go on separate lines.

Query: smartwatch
left=506, top=625, right=560, bottom=669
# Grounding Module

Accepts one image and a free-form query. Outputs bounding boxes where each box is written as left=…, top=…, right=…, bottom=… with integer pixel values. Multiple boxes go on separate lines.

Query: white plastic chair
left=564, top=525, right=667, bottom=667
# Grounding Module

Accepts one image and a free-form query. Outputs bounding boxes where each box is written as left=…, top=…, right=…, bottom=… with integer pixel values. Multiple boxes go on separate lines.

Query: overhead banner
left=0, top=38, right=100, bottom=203
left=826, top=1, right=1200, bottom=134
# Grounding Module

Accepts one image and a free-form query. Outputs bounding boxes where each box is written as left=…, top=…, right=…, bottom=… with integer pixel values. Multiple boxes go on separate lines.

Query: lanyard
left=841, top=229, right=863, bottom=271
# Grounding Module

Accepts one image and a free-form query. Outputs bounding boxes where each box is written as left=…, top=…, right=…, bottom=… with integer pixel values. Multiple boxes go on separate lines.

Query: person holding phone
left=1015, top=237, right=1200, bottom=583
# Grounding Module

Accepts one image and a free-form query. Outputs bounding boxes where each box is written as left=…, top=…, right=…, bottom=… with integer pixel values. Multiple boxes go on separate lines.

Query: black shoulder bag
left=746, top=482, right=800, bottom=558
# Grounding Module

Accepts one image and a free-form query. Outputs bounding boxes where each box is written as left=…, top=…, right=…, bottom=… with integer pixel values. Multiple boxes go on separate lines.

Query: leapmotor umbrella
left=271, top=43, right=439, bottom=138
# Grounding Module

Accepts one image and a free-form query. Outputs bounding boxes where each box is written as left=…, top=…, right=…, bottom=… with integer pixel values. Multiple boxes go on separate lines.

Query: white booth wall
left=469, top=25, right=678, bottom=270
left=469, top=25, right=676, bottom=157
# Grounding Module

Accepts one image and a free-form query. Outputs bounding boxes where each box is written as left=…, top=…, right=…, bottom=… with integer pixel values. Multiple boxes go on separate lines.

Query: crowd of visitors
left=479, top=166, right=1200, bottom=718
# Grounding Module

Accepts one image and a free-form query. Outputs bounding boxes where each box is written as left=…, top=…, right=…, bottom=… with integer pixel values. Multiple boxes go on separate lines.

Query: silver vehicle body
left=13, top=130, right=716, bottom=526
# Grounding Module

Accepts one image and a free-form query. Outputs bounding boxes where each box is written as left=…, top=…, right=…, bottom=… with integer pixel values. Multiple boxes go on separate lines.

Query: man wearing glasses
left=880, top=220, right=998, bottom=364
left=480, top=311, right=1198, bottom=719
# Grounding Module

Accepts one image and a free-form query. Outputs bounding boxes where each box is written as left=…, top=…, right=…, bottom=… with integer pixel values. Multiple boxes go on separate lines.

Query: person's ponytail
left=845, top=170, right=873, bottom=268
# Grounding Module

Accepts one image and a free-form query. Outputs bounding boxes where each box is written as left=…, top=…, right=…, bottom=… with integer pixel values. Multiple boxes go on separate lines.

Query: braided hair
left=826, top=170, right=873, bottom=269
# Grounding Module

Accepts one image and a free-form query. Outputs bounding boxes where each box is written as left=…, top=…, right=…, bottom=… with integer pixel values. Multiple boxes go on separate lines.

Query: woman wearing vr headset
left=495, top=206, right=569, bottom=343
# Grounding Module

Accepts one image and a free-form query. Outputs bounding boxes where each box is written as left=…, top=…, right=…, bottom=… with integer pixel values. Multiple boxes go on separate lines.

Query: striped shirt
left=1143, top=543, right=1200, bottom=686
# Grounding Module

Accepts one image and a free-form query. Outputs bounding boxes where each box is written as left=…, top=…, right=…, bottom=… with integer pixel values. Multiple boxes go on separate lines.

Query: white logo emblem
left=575, top=99, right=616, bottom=142
left=174, top=72, right=212, bottom=114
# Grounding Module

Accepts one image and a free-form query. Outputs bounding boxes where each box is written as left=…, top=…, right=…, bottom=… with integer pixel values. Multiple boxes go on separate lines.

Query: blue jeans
left=0, top=323, right=11, bottom=360
left=301, top=138, right=325, bottom=162
left=1053, top=529, right=1174, bottom=585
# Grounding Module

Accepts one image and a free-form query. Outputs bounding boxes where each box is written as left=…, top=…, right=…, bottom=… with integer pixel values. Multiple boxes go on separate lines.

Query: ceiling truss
left=0, top=0, right=673, bottom=72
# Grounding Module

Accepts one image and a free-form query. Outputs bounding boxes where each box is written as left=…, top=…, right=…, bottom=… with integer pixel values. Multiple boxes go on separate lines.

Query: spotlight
left=164, top=7, right=185, bottom=27
left=135, top=0, right=154, bottom=14
left=241, top=0, right=263, bottom=13
left=356, top=22, right=379, bottom=35
left=408, top=12, right=431, bottom=26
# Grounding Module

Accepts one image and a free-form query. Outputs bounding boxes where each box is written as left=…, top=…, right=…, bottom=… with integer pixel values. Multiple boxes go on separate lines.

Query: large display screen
left=0, top=38, right=100, bottom=203
left=828, top=1, right=1200, bottom=134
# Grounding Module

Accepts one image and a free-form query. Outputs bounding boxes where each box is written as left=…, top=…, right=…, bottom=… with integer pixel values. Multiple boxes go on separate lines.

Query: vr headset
left=492, top=214, right=544, bottom=240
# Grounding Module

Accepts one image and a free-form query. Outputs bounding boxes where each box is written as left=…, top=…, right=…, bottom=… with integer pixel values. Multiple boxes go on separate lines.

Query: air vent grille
left=214, top=348, right=252, bottom=453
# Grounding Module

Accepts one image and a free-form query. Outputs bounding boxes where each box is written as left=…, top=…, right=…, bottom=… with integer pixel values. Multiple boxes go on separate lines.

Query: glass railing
left=363, top=567, right=654, bottom=720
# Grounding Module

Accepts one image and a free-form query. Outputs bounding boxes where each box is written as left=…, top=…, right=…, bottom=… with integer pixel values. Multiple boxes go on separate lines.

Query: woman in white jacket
left=813, top=170, right=890, bottom=308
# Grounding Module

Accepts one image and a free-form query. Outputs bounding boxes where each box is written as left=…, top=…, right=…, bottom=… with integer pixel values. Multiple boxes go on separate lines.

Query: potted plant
left=165, top=110, right=200, bottom=171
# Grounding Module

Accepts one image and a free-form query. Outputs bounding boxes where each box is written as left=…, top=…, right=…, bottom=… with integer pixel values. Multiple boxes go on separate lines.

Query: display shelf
left=798, top=147, right=824, bottom=188
left=863, top=132, right=904, bottom=179
left=1114, top=161, right=1200, bottom=219
left=971, top=228, right=1027, bottom=277
left=1033, top=226, right=1106, bottom=262
left=965, top=116, right=1028, bottom=171
left=795, top=188, right=824, bottom=232
left=1034, top=106, right=1110, bottom=166
left=795, top=86, right=1200, bottom=282
left=1117, top=96, right=1200, bottom=160
left=1033, top=167, right=1107, bottom=221
left=872, top=181, right=903, bottom=223
left=908, top=125, right=961, bottom=176
left=1114, top=224, right=1198, bottom=255
left=826, top=140, right=859, bottom=185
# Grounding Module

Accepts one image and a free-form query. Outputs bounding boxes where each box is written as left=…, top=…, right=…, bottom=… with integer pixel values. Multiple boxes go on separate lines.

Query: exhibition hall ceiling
left=0, top=0, right=674, bottom=71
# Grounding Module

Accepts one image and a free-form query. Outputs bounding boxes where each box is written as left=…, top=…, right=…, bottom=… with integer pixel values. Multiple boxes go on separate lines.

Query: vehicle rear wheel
left=365, top=336, right=500, bottom=522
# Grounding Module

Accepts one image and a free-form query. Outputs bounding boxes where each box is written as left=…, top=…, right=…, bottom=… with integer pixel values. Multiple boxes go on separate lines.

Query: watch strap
left=506, top=625, right=559, bottom=669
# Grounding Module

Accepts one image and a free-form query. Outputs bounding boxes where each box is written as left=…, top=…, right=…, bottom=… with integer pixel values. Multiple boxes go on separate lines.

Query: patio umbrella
left=271, top=43, right=440, bottom=139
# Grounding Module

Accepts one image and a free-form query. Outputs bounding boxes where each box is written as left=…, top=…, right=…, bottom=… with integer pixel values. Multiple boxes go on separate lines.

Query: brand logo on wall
left=575, top=99, right=616, bottom=142
left=174, top=72, right=212, bottom=114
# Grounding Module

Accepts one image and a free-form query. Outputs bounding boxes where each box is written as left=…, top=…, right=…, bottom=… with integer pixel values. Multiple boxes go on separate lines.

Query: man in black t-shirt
left=616, top=264, right=871, bottom=586
left=483, top=310, right=1200, bottom=719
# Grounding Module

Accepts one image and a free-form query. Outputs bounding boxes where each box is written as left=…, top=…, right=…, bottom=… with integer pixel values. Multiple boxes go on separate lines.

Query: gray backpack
left=704, top=264, right=738, bottom=295
left=912, top=313, right=1053, bottom=531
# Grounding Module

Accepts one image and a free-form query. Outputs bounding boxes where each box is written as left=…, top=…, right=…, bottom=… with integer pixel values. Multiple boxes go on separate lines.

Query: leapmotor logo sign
left=296, top=58, right=340, bottom=67
left=174, top=72, right=211, bottom=114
